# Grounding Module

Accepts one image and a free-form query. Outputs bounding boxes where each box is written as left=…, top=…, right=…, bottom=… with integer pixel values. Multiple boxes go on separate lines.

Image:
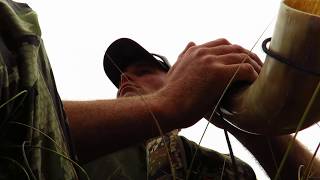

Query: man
left=82, top=38, right=257, bottom=180
left=65, top=38, right=320, bottom=180
left=64, top=37, right=263, bottom=163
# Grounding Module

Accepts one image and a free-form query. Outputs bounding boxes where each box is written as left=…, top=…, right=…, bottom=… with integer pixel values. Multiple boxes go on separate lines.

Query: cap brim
left=103, top=38, right=162, bottom=88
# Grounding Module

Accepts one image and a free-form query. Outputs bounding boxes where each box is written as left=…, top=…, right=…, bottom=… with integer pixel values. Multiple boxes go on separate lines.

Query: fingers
left=225, top=63, right=259, bottom=83
left=249, top=51, right=263, bottom=66
left=215, top=53, right=261, bottom=73
left=214, top=52, right=261, bottom=82
left=194, top=39, right=263, bottom=68
left=210, top=44, right=259, bottom=60
left=173, top=38, right=262, bottom=83
left=204, top=44, right=262, bottom=68
left=199, top=38, right=231, bottom=48
left=197, top=39, right=263, bottom=74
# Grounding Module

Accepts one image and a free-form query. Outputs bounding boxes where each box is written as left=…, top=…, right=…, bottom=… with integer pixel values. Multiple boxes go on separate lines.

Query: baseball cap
left=103, top=38, right=171, bottom=88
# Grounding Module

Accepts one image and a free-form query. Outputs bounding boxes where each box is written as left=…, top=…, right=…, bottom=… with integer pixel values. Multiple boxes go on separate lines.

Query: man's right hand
left=155, top=38, right=262, bottom=128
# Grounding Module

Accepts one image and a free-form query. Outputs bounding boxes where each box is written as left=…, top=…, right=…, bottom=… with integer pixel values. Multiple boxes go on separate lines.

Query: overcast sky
left=18, top=0, right=320, bottom=179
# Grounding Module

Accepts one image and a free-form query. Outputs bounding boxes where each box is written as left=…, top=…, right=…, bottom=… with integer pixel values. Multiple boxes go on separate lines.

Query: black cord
left=262, top=37, right=320, bottom=76
left=219, top=111, right=239, bottom=180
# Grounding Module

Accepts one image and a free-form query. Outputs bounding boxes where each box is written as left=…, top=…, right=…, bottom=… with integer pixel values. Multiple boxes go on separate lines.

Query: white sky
left=18, top=0, right=320, bottom=179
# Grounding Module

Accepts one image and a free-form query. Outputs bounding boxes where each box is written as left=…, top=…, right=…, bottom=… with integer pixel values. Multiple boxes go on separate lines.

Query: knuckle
left=212, top=63, right=226, bottom=77
left=251, top=52, right=258, bottom=57
left=202, top=55, right=215, bottom=64
left=186, top=45, right=197, bottom=55
left=210, top=58, right=224, bottom=70
left=192, top=47, right=207, bottom=57
left=216, top=38, right=230, bottom=45
left=232, top=44, right=244, bottom=52
left=253, top=53, right=262, bottom=63
left=188, top=41, right=196, bottom=47
left=242, top=63, right=255, bottom=72
left=180, top=45, right=196, bottom=58
left=240, top=53, right=250, bottom=61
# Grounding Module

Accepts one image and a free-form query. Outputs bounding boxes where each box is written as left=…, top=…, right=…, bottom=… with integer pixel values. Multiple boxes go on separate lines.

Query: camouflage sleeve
left=0, top=1, right=80, bottom=179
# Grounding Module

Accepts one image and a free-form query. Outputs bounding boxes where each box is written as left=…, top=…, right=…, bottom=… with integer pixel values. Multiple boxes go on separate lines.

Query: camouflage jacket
left=85, top=131, right=256, bottom=180
left=0, top=1, right=80, bottom=179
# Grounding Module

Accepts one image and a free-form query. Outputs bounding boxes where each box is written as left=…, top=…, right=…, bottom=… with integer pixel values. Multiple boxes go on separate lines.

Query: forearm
left=63, top=94, right=177, bottom=163
left=230, top=129, right=320, bottom=179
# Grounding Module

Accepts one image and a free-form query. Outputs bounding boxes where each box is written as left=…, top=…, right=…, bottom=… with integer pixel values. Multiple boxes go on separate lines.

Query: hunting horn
left=219, top=0, right=320, bottom=135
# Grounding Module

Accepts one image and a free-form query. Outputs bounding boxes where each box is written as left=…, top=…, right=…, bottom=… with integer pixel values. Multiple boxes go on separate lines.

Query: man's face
left=117, top=61, right=167, bottom=97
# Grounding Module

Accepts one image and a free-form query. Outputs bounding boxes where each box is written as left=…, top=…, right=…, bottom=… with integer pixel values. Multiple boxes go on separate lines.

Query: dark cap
left=103, top=38, right=171, bottom=88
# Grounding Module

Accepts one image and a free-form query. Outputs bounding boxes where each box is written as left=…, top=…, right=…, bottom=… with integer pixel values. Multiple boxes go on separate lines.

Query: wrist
left=151, top=86, right=201, bottom=129
left=147, top=89, right=180, bottom=131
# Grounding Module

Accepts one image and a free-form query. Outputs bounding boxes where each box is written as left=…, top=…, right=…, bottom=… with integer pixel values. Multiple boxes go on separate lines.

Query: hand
left=156, top=38, right=262, bottom=128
